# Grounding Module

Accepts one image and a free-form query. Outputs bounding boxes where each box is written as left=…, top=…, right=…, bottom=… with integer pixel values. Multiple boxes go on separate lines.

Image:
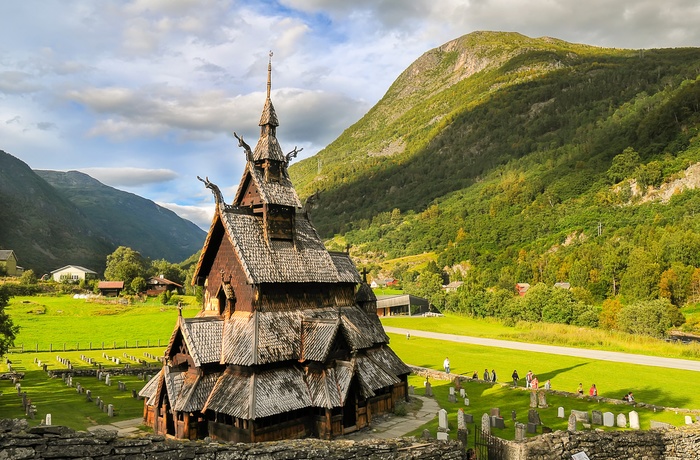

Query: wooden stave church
left=139, top=55, right=410, bottom=442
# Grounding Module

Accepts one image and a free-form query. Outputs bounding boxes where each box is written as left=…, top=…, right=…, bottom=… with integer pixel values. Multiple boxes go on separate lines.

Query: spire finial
left=267, top=50, right=273, bottom=99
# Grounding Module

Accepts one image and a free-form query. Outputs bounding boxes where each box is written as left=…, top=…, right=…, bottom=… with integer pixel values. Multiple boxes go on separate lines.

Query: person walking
left=525, top=370, right=533, bottom=389
left=443, top=357, right=450, bottom=374
left=511, top=370, right=520, bottom=386
left=483, top=368, right=490, bottom=381
left=491, top=369, right=497, bottom=383
left=544, top=379, right=551, bottom=390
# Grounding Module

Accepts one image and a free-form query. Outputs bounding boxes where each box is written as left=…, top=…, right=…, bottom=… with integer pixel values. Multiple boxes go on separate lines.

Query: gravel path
left=384, top=326, right=700, bottom=372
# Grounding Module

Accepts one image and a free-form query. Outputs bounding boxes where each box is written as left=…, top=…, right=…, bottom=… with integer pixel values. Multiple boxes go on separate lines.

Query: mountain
left=0, top=151, right=206, bottom=275
left=289, top=31, right=700, bottom=302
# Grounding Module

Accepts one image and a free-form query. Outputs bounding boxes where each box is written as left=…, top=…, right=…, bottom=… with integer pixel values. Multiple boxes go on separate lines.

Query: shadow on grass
left=537, top=362, right=590, bottom=383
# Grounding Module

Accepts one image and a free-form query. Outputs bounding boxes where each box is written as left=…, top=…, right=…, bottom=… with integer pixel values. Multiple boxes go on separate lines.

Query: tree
left=19, top=269, right=37, bottom=285
left=616, top=299, right=685, bottom=338
left=607, top=147, right=640, bottom=183
left=599, top=298, right=622, bottom=330
left=131, top=276, right=147, bottom=294
left=104, top=246, right=148, bottom=292
left=150, top=259, right=185, bottom=285
left=0, top=285, right=19, bottom=357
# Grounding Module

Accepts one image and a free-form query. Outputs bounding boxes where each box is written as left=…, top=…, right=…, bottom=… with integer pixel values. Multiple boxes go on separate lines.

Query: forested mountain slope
left=0, top=151, right=205, bottom=274
left=289, top=31, right=700, bottom=306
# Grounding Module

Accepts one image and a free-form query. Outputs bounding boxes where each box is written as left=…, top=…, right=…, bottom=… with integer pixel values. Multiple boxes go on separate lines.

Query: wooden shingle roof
left=354, top=354, right=400, bottom=398
left=233, top=162, right=301, bottom=208
left=221, top=306, right=388, bottom=366
left=219, top=209, right=359, bottom=285
left=173, top=372, right=221, bottom=412
left=204, top=367, right=311, bottom=420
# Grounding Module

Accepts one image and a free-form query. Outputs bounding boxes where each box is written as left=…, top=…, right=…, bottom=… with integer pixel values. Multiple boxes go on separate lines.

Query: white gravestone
left=685, top=415, right=693, bottom=425
left=557, top=407, right=565, bottom=418
left=45, top=414, right=52, bottom=425
left=629, top=411, right=640, bottom=430
left=438, top=409, right=449, bottom=431
left=617, top=413, right=627, bottom=428
left=603, top=412, right=614, bottom=427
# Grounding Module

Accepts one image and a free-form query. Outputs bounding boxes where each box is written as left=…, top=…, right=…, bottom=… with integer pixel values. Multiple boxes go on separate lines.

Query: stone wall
left=513, top=424, right=700, bottom=460
left=0, top=419, right=466, bottom=460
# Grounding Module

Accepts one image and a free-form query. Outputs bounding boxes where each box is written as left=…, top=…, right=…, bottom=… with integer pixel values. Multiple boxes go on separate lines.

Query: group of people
left=622, top=391, right=635, bottom=402
left=511, top=369, right=551, bottom=390
left=577, top=383, right=598, bottom=396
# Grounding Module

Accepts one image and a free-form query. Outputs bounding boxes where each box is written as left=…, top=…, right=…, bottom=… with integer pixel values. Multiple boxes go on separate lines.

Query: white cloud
left=79, top=167, right=178, bottom=187
left=157, top=201, right=215, bottom=230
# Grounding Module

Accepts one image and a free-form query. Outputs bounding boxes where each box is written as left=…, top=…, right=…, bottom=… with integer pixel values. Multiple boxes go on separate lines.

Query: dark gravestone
left=528, top=409, right=541, bottom=425
left=464, top=413, right=474, bottom=424
left=491, top=416, right=505, bottom=429
left=527, top=422, right=538, bottom=434
left=591, top=410, right=603, bottom=426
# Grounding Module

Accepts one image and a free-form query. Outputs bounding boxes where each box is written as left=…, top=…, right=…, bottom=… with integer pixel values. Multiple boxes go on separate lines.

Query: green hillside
left=289, top=31, right=700, bottom=317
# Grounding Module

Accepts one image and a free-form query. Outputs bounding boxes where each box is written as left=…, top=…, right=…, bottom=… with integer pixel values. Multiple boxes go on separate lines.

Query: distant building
left=97, top=281, right=124, bottom=297
left=376, top=294, right=431, bottom=317
left=0, top=250, right=20, bottom=276
left=554, top=282, right=571, bottom=290
left=442, top=281, right=464, bottom=292
left=515, top=283, right=531, bottom=296
left=145, top=276, right=183, bottom=296
left=370, top=278, right=397, bottom=289
left=50, top=265, right=98, bottom=283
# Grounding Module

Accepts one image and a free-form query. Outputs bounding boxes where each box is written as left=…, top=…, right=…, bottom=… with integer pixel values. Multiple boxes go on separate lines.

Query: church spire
left=254, top=50, right=283, bottom=162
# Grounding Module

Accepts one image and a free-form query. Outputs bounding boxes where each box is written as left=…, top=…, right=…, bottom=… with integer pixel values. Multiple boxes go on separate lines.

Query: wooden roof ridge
left=248, top=372, right=257, bottom=419
left=163, top=314, right=184, bottom=360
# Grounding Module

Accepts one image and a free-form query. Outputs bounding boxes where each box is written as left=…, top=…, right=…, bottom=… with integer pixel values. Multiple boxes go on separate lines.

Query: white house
left=50, top=265, right=98, bottom=283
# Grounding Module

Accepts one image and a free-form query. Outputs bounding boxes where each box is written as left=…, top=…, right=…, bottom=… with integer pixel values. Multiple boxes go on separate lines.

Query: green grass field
left=1, top=295, right=699, bottom=434
left=6, top=295, right=199, bottom=351
left=382, top=314, right=700, bottom=360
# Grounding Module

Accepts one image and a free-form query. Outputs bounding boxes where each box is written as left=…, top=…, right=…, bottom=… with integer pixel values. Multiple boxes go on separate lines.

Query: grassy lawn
left=388, top=332, right=700, bottom=411
left=0, top=348, right=166, bottom=430
left=2, top=294, right=698, bottom=435
left=382, top=313, right=700, bottom=361
left=7, top=295, right=199, bottom=351
left=404, top=374, right=685, bottom=442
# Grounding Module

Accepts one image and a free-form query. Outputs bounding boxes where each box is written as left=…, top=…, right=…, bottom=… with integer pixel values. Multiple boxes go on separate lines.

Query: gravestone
left=558, top=407, right=565, bottom=418
left=464, top=398, right=470, bottom=406
left=457, top=408, right=466, bottom=431
left=438, top=409, right=449, bottom=432
left=571, top=409, right=589, bottom=422
left=650, top=420, right=673, bottom=430
left=526, top=422, right=537, bottom=434
left=108, top=404, right=114, bottom=417
left=515, top=422, right=526, bottom=441
left=132, top=389, right=137, bottom=398
left=591, top=410, right=603, bottom=425
left=481, top=413, right=491, bottom=434
left=45, top=414, right=52, bottom=426
left=603, top=412, right=615, bottom=427
left=460, top=388, right=466, bottom=398
left=464, top=413, right=474, bottom=424
left=617, top=413, right=627, bottom=428
left=491, top=416, right=505, bottom=429
left=629, top=411, right=640, bottom=430
left=15, top=383, right=21, bottom=396
left=105, top=375, right=111, bottom=386
left=421, top=429, right=431, bottom=440
left=76, top=383, right=82, bottom=394
left=448, top=387, right=456, bottom=403
left=436, top=431, right=448, bottom=441
left=685, top=415, right=693, bottom=425
left=527, top=409, right=541, bottom=425
left=86, top=390, right=92, bottom=402
left=537, top=391, right=548, bottom=408
left=490, top=408, right=500, bottom=417
left=529, top=392, right=537, bottom=408
left=568, top=413, right=577, bottom=432
left=425, top=382, right=433, bottom=397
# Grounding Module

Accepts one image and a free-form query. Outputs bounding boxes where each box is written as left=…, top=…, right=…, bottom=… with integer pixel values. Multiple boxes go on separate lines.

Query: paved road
left=384, top=326, right=700, bottom=372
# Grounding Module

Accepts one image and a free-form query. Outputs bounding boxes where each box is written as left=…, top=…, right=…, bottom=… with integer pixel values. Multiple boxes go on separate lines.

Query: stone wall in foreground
left=0, top=419, right=465, bottom=460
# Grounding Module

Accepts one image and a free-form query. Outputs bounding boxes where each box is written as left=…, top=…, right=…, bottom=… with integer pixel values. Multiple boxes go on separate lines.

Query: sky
left=2, top=0, right=700, bottom=230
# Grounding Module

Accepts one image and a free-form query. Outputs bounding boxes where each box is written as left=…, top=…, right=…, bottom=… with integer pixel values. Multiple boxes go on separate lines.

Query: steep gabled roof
left=173, top=372, right=221, bottom=412
left=217, top=209, right=359, bottom=285
left=354, top=353, right=400, bottom=398
left=204, top=366, right=311, bottom=420
left=50, top=265, right=96, bottom=275
left=233, top=162, right=301, bottom=208
left=0, top=250, right=16, bottom=262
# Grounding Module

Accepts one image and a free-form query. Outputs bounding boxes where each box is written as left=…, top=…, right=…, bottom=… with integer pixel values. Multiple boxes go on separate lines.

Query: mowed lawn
left=388, top=332, right=700, bottom=411
left=382, top=314, right=700, bottom=361
left=6, top=295, right=200, bottom=350
left=2, top=295, right=699, bottom=433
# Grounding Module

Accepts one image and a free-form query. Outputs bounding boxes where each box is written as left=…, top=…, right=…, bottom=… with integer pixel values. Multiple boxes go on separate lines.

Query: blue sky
left=2, top=0, right=700, bottom=229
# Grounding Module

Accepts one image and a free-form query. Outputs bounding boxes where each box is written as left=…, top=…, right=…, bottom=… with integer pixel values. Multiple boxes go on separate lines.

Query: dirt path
left=384, top=326, right=700, bottom=372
